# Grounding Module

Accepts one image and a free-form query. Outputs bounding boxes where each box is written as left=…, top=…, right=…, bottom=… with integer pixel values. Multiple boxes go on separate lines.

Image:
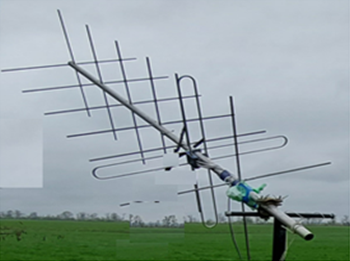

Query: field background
left=0, top=219, right=349, bottom=260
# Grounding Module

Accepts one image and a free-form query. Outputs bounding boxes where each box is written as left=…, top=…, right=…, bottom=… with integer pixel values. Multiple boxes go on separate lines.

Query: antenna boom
left=68, top=61, right=314, bottom=241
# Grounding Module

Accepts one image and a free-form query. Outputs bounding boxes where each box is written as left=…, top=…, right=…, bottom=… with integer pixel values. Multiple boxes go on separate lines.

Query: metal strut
left=229, top=96, right=251, bottom=260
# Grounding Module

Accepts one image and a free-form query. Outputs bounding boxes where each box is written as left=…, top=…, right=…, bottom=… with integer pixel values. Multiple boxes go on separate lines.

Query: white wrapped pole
left=250, top=192, right=313, bottom=240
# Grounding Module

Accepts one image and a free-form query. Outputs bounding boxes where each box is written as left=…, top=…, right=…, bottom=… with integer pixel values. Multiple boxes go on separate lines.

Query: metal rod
left=2, top=62, right=70, bottom=72
left=208, top=135, right=287, bottom=151
left=115, top=41, right=144, bottom=162
left=175, top=74, right=193, bottom=156
left=230, top=96, right=251, bottom=260
left=23, top=83, right=89, bottom=93
left=230, top=97, right=242, bottom=181
left=86, top=25, right=117, bottom=140
left=244, top=162, right=331, bottom=181
left=57, top=10, right=91, bottom=117
left=178, top=183, right=226, bottom=195
left=225, top=211, right=335, bottom=219
left=193, top=76, right=219, bottom=228
left=68, top=61, right=314, bottom=241
left=90, top=144, right=177, bottom=162
left=210, top=137, right=288, bottom=160
left=194, top=184, right=203, bottom=213
left=178, top=162, right=332, bottom=195
left=45, top=94, right=196, bottom=116
left=66, top=114, right=234, bottom=138
left=203, top=130, right=266, bottom=143
left=88, top=130, right=267, bottom=162
left=146, top=57, right=166, bottom=153
left=22, top=75, right=168, bottom=93
left=93, top=165, right=165, bottom=180
left=2, top=58, right=137, bottom=73
left=174, top=127, right=187, bottom=153
left=227, top=197, right=243, bottom=260
left=93, top=161, right=188, bottom=180
left=92, top=155, right=162, bottom=168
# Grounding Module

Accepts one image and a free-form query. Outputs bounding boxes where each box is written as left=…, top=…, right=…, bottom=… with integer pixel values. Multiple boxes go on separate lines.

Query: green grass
left=0, top=219, right=349, bottom=260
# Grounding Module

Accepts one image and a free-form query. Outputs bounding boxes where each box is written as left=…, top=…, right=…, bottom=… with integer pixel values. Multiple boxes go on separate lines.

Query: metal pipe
left=250, top=192, right=314, bottom=240
left=68, top=61, right=314, bottom=241
left=225, top=211, right=335, bottom=219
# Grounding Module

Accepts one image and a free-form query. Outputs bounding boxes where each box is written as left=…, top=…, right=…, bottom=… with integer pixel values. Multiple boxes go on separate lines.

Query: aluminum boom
left=68, top=61, right=314, bottom=240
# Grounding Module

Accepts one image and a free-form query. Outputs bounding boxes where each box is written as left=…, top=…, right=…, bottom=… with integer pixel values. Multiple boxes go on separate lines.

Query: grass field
left=0, top=219, right=349, bottom=260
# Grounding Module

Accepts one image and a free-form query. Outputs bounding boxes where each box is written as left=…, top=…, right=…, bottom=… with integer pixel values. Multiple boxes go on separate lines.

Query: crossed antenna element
left=1, top=10, right=334, bottom=261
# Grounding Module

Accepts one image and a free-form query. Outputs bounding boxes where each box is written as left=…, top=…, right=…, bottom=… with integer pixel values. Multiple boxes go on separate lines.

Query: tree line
left=0, top=210, right=348, bottom=226
left=0, top=210, right=183, bottom=228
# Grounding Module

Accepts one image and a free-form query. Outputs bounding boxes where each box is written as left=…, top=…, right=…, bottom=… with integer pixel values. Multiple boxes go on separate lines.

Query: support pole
left=272, top=218, right=286, bottom=261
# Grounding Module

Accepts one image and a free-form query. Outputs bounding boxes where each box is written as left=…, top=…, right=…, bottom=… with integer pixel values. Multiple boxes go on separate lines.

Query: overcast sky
left=0, top=1, right=348, bottom=224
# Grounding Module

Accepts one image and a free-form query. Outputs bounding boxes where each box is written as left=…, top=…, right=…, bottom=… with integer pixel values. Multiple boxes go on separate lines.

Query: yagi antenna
left=1, top=9, right=335, bottom=261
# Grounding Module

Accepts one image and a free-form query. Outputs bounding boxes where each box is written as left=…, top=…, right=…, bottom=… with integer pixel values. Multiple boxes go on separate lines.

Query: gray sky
left=0, top=1, right=348, bottom=223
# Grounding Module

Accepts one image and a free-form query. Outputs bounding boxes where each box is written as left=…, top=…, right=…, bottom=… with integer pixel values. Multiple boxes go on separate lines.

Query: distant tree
left=76, top=212, right=87, bottom=220
left=341, top=215, right=349, bottom=226
left=14, top=210, right=24, bottom=219
left=132, top=215, right=144, bottom=227
left=59, top=211, right=74, bottom=220
left=327, top=218, right=336, bottom=225
left=28, top=212, right=38, bottom=219
left=162, top=215, right=178, bottom=227
left=110, top=213, right=121, bottom=221
left=105, top=213, right=111, bottom=221
left=45, top=214, right=55, bottom=220
left=6, top=210, right=14, bottom=218
left=89, top=213, right=98, bottom=220
left=185, top=215, right=197, bottom=223
left=104, top=213, right=125, bottom=222
left=162, top=216, right=171, bottom=227
left=169, top=215, right=178, bottom=227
